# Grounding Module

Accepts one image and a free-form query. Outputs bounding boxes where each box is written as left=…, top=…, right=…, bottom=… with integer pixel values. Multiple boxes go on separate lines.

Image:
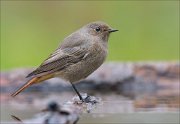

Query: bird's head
left=82, top=21, right=118, bottom=42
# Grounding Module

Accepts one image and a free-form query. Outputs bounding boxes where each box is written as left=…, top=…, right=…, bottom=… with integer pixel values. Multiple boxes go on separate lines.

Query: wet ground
left=1, top=92, right=179, bottom=123
left=1, top=63, right=179, bottom=123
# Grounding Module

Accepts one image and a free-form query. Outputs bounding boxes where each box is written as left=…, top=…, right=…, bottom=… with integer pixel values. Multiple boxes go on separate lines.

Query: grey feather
left=26, top=32, right=88, bottom=78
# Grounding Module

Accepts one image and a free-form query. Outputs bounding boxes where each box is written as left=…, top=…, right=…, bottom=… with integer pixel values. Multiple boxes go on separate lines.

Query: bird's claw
left=80, top=95, right=97, bottom=105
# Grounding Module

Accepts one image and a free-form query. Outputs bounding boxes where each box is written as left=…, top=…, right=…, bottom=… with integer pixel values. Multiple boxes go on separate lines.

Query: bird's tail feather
left=11, top=74, right=53, bottom=97
left=11, top=77, right=39, bottom=97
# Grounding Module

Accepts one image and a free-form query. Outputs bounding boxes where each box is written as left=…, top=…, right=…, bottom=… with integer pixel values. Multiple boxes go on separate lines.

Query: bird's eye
left=95, top=27, right=101, bottom=32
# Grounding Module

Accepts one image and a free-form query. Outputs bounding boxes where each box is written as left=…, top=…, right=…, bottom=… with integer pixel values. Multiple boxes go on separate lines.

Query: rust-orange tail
left=11, top=74, right=54, bottom=97
left=11, top=77, right=39, bottom=97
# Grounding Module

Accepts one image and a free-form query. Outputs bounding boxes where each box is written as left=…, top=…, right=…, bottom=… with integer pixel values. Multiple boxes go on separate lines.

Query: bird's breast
left=57, top=42, right=108, bottom=83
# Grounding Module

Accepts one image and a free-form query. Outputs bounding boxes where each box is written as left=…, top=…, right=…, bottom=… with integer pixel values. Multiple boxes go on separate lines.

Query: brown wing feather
left=26, top=46, right=87, bottom=78
left=26, top=31, right=88, bottom=78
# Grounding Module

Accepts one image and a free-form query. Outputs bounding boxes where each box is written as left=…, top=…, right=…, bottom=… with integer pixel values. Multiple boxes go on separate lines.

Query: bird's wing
left=12, top=46, right=88, bottom=97
left=26, top=35, right=88, bottom=78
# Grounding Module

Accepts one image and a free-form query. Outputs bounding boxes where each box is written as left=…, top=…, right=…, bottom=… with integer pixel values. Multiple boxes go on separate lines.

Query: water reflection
left=0, top=92, right=179, bottom=123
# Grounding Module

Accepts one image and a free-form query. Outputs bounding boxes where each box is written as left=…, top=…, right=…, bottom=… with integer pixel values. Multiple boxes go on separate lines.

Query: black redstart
left=11, top=21, right=118, bottom=101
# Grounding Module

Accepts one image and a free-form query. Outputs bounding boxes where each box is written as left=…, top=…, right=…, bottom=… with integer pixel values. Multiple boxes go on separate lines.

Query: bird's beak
left=108, top=29, right=119, bottom=33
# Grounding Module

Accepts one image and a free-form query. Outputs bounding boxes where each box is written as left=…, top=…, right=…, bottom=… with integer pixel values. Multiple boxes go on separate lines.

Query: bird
left=11, top=21, right=118, bottom=101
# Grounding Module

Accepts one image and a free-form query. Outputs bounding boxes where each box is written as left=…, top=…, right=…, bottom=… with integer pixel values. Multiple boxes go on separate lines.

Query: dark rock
left=1, top=62, right=179, bottom=102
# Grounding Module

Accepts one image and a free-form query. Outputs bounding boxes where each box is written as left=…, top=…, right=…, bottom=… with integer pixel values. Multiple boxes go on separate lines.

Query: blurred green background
left=1, top=1, right=179, bottom=70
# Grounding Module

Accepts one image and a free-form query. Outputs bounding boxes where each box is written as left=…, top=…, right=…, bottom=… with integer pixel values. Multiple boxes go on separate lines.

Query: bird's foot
left=74, top=93, right=99, bottom=105
left=73, top=93, right=101, bottom=113
left=81, top=95, right=98, bottom=105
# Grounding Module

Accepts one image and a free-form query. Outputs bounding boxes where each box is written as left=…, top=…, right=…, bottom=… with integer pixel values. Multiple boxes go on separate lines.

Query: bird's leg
left=70, top=83, right=96, bottom=103
left=70, top=82, right=83, bottom=101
